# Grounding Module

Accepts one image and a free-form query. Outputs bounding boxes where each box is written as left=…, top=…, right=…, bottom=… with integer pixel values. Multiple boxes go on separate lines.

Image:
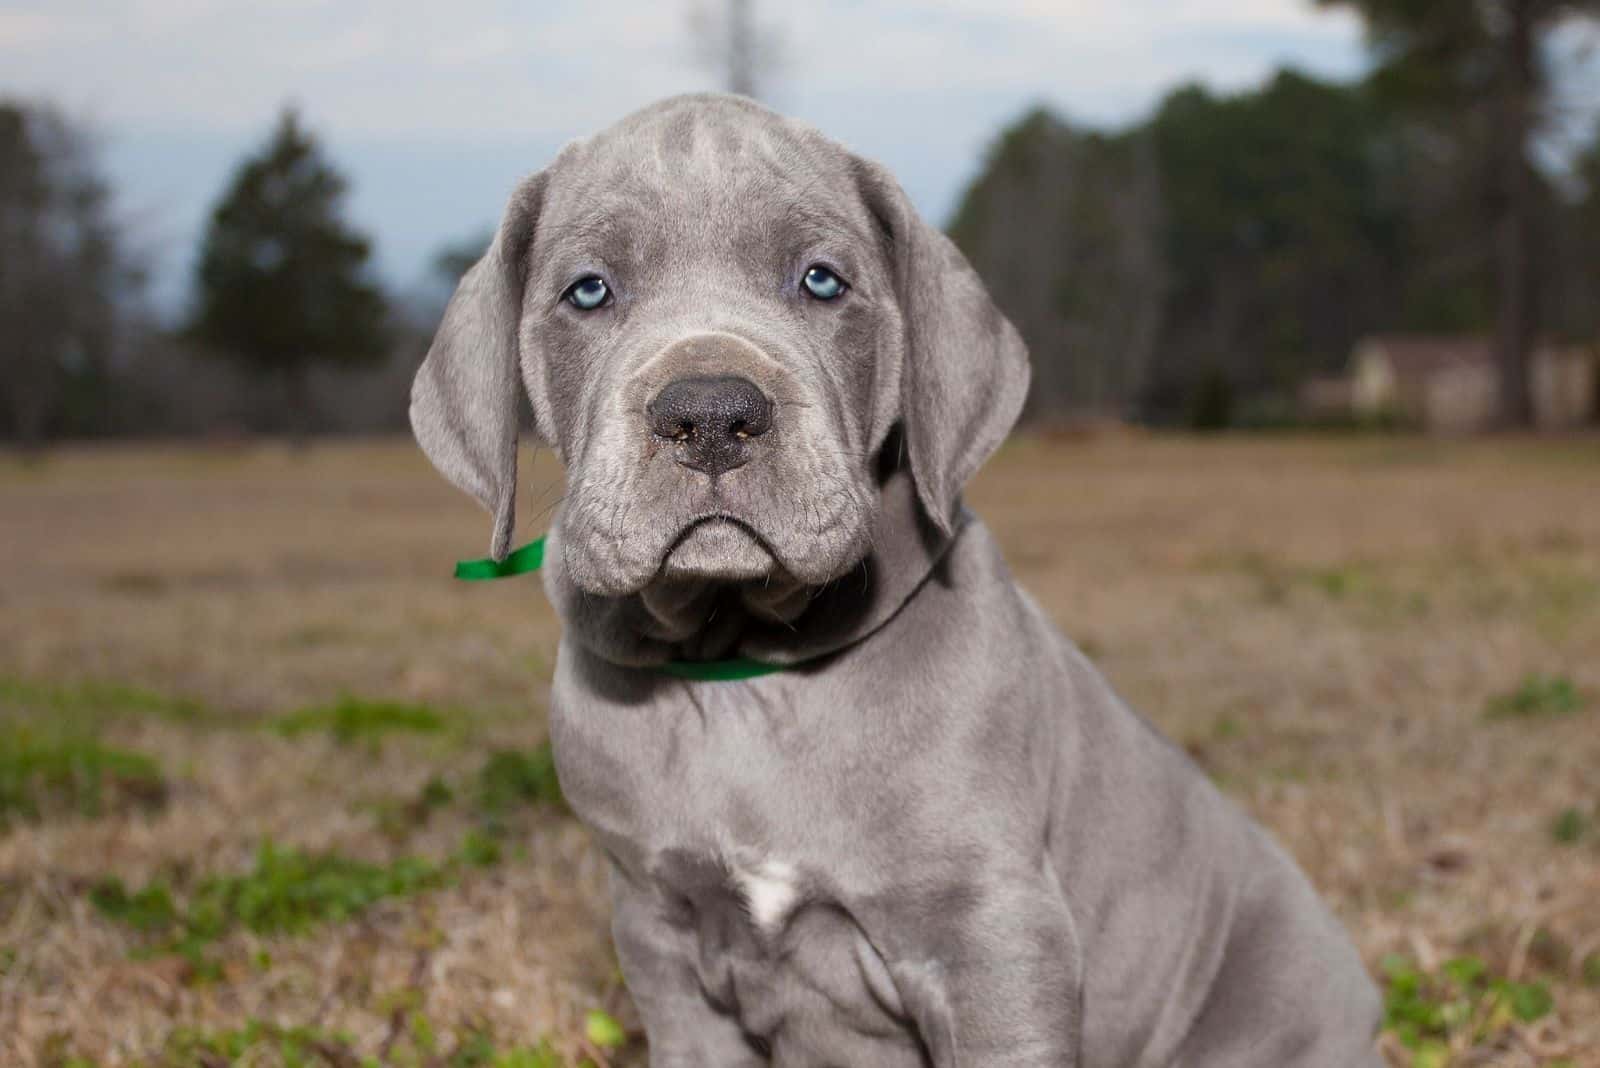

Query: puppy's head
left=412, top=94, right=1027, bottom=599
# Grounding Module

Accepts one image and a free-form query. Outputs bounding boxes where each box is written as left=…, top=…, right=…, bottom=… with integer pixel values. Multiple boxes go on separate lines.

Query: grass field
left=2, top=433, right=1598, bottom=1067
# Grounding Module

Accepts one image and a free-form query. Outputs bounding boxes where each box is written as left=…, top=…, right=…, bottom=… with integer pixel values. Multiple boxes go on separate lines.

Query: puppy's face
left=525, top=102, right=900, bottom=596
left=412, top=95, right=1028, bottom=606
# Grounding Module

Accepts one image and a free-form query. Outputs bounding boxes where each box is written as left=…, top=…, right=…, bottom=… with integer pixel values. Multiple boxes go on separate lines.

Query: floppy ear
left=410, top=174, right=546, bottom=561
left=855, top=158, right=1031, bottom=536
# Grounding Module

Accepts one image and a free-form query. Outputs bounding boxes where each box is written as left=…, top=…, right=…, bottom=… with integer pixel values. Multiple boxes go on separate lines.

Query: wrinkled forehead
left=533, top=99, right=880, bottom=273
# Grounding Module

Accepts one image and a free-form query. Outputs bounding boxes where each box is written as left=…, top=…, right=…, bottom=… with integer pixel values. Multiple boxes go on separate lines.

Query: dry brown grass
left=2, top=434, right=1597, bottom=1066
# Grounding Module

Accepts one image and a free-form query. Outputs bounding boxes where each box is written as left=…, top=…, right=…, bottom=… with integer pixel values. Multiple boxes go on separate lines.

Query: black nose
left=648, top=375, right=773, bottom=476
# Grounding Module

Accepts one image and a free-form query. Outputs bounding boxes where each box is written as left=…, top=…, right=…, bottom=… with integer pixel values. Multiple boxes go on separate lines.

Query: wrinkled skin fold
left=411, top=94, right=1383, bottom=1066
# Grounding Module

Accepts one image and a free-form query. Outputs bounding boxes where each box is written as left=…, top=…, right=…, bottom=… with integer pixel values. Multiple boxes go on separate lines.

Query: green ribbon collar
left=453, top=539, right=545, bottom=581
left=454, top=537, right=786, bottom=681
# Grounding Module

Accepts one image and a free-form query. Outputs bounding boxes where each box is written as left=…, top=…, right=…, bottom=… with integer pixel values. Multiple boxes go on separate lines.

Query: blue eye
left=802, top=265, right=846, bottom=300
left=565, top=275, right=610, bottom=310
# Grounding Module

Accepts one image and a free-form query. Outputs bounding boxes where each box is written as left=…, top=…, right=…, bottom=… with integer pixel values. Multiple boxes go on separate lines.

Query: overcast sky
left=1, top=1, right=1371, bottom=315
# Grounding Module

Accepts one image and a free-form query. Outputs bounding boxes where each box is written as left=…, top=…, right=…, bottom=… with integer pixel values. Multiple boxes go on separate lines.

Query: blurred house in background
left=1349, top=336, right=1598, bottom=433
left=1533, top=346, right=1600, bottom=430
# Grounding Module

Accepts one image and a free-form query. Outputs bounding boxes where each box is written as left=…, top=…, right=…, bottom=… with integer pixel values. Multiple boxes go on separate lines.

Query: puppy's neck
left=541, top=468, right=959, bottom=669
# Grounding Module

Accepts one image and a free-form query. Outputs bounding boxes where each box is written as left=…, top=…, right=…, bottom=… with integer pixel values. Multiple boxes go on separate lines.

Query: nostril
left=736, top=403, right=771, bottom=439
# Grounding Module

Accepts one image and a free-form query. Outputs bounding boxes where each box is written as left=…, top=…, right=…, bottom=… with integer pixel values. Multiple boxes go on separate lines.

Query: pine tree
left=190, top=107, right=387, bottom=439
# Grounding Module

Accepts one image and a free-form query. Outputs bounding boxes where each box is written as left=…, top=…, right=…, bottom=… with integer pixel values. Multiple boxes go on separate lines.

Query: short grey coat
left=411, top=93, right=1383, bottom=1067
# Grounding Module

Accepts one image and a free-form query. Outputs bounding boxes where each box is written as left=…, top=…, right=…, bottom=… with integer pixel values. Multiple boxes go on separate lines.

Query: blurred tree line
left=0, top=102, right=416, bottom=450
left=953, top=0, right=1600, bottom=427
left=2, top=0, right=1596, bottom=445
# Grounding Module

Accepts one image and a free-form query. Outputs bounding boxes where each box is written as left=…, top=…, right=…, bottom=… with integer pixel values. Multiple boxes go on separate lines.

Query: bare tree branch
left=687, top=0, right=784, bottom=101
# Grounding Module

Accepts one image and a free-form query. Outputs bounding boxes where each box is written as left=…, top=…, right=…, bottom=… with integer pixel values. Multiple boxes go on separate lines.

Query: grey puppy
left=411, top=94, right=1382, bottom=1067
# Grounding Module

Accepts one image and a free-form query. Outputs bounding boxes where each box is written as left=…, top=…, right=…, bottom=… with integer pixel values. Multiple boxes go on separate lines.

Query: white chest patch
left=734, top=859, right=801, bottom=934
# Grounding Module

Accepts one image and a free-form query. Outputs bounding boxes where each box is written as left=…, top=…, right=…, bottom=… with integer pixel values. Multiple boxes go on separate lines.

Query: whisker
left=528, top=492, right=569, bottom=524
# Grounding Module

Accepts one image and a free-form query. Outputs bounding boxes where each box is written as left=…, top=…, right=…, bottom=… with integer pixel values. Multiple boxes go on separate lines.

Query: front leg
left=884, top=873, right=1083, bottom=1067
left=608, top=864, right=767, bottom=1067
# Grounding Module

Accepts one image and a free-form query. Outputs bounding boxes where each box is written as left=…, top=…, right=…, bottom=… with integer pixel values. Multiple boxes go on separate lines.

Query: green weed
left=274, top=695, right=448, bottom=743
left=1484, top=674, right=1584, bottom=721
left=158, top=1019, right=353, bottom=1067
left=111, top=1016, right=587, bottom=1068
left=369, top=774, right=456, bottom=842
left=1583, top=953, right=1600, bottom=988
left=457, top=828, right=503, bottom=868
left=1304, top=564, right=1366, bottom=599
left=90, top=881, right=181, bottom=934
left=371, top=746, right=564, bottom=855
left=0, top=675, right=207, bottom=723
left=92, top=841, right=444, bottom=970
left=1551, top=807, right=1590, bottom=845
left=371, top=742, right=567, bottom=848
left=476, top=745, right=564, bottom=814
left=583, top=1010, right=625, bottom=1050
left=1382, top=954, right=1554, bottom=1061
left=0, top=728, right=167, bottom=828
left=419, top=775, right=455, bottom=809
left=1211, top=715, right=1243, bottom=740
left=34, top=1031, right=104, bottom=1068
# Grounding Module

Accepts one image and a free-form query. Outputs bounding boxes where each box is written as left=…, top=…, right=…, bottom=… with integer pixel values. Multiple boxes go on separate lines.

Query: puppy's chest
left=553, top=677, right=927, bottom=1059
left=653, top=848, right=920, bottom=1062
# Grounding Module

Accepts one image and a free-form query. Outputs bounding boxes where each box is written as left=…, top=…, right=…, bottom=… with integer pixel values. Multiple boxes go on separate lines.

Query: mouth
left=659, top=516, right=778, bottom=583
